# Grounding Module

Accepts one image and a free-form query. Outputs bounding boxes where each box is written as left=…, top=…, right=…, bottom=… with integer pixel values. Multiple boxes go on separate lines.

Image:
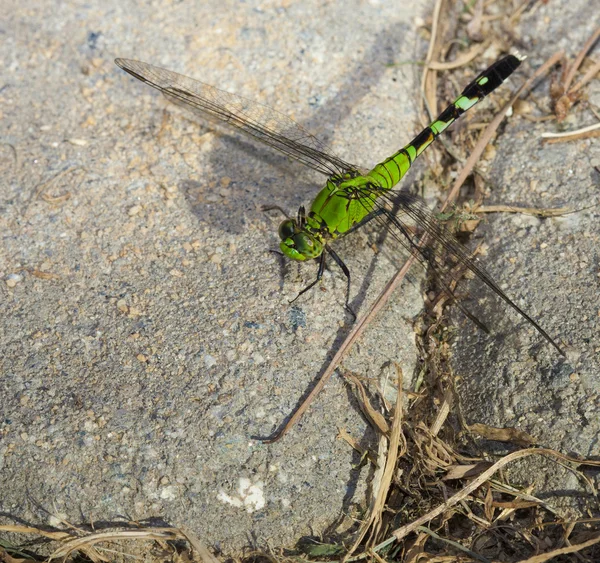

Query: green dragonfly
left=115, top=55, right=564, bottom=356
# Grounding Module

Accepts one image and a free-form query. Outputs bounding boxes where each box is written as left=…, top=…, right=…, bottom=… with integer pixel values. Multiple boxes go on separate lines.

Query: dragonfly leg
left=325, top=246, right=356, bottom=321
left=297, top=205, right=306, bottom=227
left=261, top=204, right=290, bottom=218
left=289, top=251, right=326, bottom=303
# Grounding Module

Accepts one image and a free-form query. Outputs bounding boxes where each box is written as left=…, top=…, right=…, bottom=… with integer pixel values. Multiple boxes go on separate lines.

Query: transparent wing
left=354, top=187, right=563, bottom=355
left=115, top=58, right=357, bottom=176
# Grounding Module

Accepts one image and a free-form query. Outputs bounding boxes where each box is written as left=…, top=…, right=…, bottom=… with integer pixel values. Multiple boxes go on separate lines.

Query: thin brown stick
left=562, top=26, right=600, bottom=93
left=262, top=257, right=416, bottom=443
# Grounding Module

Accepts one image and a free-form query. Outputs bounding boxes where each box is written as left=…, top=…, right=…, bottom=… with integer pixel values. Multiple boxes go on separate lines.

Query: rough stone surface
left=449, top=1, right=599, bottom=509
left=1, top=0, right=423, bottom=553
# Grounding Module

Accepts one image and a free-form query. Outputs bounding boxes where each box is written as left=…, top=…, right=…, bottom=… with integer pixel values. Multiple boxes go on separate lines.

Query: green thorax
left=306, top=172, right=384, bottom=239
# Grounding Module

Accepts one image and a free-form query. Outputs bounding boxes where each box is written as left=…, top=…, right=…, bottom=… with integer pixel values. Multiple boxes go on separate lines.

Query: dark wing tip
left=114, top=58, right=148, bottom=83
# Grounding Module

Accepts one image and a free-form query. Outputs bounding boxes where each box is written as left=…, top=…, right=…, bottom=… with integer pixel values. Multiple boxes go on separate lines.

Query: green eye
left=278, top=219, right=296, bottom=240
left=294, top=233, right=322, bottom=259
left=295, top=234, right=313, bottom=252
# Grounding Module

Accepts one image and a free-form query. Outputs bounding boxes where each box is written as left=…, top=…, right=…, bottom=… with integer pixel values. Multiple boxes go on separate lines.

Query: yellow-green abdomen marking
left=368, top=54, right=522, bottom=191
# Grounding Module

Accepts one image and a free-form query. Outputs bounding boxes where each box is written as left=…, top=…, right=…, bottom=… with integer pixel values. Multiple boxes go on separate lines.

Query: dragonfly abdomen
left=368, top=54, right=523, bottom=190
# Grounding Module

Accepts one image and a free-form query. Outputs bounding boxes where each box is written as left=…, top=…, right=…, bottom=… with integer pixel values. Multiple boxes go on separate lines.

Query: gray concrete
left=1, top=0, right=423, bottom=553
left=449, top=3, right=600, bottom=509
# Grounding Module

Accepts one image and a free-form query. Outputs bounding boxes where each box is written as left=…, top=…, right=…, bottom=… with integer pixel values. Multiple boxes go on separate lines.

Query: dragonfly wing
left=357, top=189, right=563, bottom=355
left=115, top=58, right=357, bottom=176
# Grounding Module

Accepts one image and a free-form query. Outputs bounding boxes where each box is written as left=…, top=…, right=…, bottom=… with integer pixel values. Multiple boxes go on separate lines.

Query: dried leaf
left=469, top=422, right=537, bottom=447
left=343, top=372, right=390, bottom=436
left=443, top=461, right=494, bottom=480
left=484, top=483, right=495, bottom=522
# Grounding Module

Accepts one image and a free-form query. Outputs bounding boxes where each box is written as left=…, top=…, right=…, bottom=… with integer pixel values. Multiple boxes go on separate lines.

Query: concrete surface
left=449, top=4, right=600, bottom=511
left=1, top=0, right=423, bottom=553
left=1, top=0, right=598, bottom=555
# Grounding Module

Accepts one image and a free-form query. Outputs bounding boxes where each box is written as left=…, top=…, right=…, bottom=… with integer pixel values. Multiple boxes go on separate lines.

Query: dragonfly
left=115, top=55, right=564, bottom=356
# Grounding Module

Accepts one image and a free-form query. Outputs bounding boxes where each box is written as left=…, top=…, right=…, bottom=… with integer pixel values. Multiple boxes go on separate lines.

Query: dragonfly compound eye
left=278, top=219, right=296, bottom=241
left=293, top=233, right=323, bottom=260
left=279, top=232, right=323, bottom=261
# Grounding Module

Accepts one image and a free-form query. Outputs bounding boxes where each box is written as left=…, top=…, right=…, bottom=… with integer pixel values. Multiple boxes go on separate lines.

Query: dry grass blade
left=47, top=528, right=185, bottom=560
left=429, top=389, right=451, bottom=437
left=541, top=121, right=600, bottom=142
left=514, top=533, right=600, bottom=562
left=427, top=42, right=489, bottom=71
left=387, top=448, right=599, bottom=543
left=467, top=422, right=537, bottom=447
left=343, top=366, right=405, bottom=560
left=343, top=371, right=390, bottom=435
left=492, top=500, right=541, bottom=510
left=0, top=524, right=71, bottom=541
left=420, top=0, right=445, bottom=117
left=443, top=461, right=494, bottom=480
left=473, top=204, right=572, bottom=217
left=488, top=480, right=558, bottom=516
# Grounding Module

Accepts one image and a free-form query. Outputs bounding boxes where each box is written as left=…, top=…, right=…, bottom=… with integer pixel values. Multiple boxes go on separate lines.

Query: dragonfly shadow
left=181, top=20, right=413, bottom=237
left=177, top=20, right=432, bottom=492
left=181, top=133, right=319, bottom=235
left=181, top=19, right=422, bottom=354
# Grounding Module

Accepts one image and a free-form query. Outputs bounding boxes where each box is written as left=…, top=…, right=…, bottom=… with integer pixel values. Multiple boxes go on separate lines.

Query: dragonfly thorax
left=278, top=218, right=324, bottom=261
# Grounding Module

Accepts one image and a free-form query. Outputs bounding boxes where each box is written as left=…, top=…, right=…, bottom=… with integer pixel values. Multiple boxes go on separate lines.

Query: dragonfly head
left=278, top=219, right=323, bottom=261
